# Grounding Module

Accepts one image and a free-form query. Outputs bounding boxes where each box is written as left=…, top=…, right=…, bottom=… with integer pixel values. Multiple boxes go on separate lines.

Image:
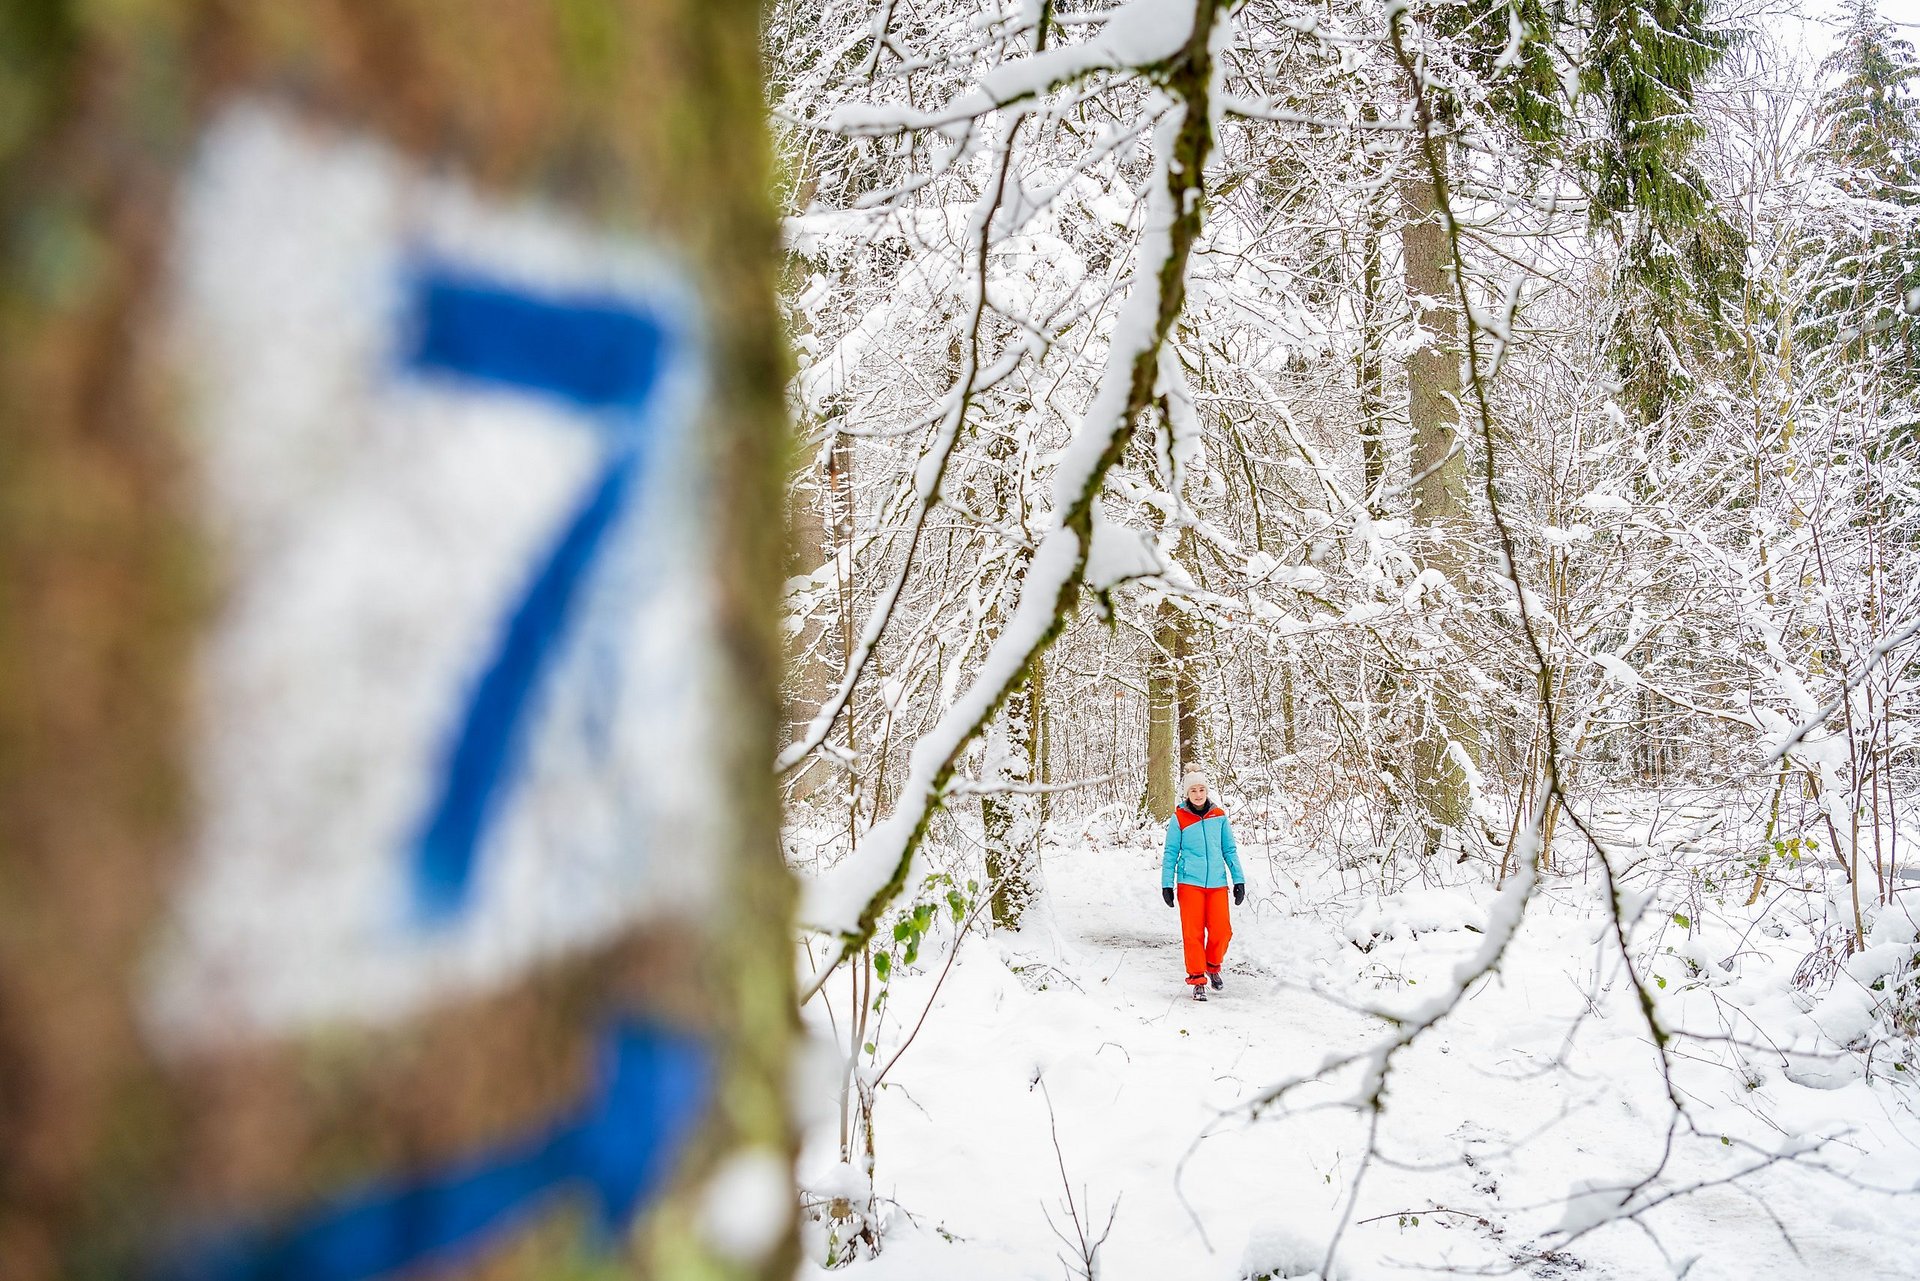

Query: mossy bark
left=0, top=6, right=200, bottom=1276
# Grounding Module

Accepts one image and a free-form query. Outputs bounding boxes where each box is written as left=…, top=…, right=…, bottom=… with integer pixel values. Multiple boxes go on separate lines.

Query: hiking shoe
left=1208, top=972, right=1223, bottom=991
left=1191, top=983, right=1207, bottom=1002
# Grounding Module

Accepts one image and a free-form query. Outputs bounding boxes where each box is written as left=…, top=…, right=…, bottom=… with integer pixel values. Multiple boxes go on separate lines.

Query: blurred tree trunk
left=0, top=8, right=197, bottom=1276
left=980, top=405, right=1038, bottom=928
left=0, top=3, right=795, bottom=1279
left=783, top=361, right=842, bottom=805
left=828, top=430, right=863, bottom=835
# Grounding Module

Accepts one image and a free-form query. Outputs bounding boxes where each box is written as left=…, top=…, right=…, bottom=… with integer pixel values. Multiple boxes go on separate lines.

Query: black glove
left=1233, top=883, right=1246, bottom=906
left=1162, top=886, right=1176, bottom=908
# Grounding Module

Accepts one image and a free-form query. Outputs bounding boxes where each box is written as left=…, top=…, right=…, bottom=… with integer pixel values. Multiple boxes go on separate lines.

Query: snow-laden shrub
left=1800, top=906, right=1920, bottom=1080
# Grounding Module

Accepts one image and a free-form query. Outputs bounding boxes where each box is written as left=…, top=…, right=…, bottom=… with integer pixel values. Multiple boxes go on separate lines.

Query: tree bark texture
left=1400, top=152, right=1475, bottom=837
left=983, top=676, right=1039, bottom=929
left=1175, top=610, right=1203, bottom=774
left=1401, top=159, right=1470, bottom=577
left=784, top=420, right=842, bottom=806
left=1143, top=600, right=1180, bottom=819
left=1358, top=126, right=1390, bottom=518
left=1030, top=652, right=1051, bottom=826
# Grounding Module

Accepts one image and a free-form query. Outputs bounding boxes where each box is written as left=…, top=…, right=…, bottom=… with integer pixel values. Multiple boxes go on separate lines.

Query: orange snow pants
left=1177, top=884, right=1232, bottom=984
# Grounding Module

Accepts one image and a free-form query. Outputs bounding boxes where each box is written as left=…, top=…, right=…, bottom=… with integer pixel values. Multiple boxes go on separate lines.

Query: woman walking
left=1161, top=768, right=1245, bottom=1001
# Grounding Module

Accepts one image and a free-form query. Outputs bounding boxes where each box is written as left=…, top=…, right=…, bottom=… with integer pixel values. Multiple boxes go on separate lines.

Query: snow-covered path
left=799, top=833, right=1920, bottom=1280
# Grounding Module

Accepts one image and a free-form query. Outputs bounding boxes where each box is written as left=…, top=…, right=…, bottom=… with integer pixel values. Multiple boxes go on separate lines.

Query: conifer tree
left=1811, top=0, right=1920, bottom=408
left=1580, top=0, right=1745, bottom=425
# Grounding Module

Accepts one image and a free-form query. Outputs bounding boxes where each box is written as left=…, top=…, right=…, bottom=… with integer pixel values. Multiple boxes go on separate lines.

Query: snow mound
left=1241, top=1220, right=1337, bottom=1280
left=1345, top=888, right=1484, bottom=952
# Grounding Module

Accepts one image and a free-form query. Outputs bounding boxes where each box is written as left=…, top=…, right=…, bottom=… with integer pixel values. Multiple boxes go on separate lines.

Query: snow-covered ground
left=798, top=824, right=1920, bottom=1280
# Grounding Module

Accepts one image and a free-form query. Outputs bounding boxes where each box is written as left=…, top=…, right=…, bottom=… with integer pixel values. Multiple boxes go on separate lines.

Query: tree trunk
left=1359, top=122, right=1390, bottom=519
left=1143, top=600, right=1180, bottom=820
left=0, top=5, right=795, bottom=1279
left=1030, top=651, right=1051, bottom=826
left=786, top=422, right=838, bottom=805
left=1402, top=156, right=1471, bottom=575
left=1175, top=609, right=1203, bottom=772
left=0, top=17, right=196, bottom=1272
left=826, top=428, right=864, bottom=825
left=977, top=375, right=1041, bottom=928
left=1401, top=149, right=1475, bottom=842
left=1280, top=662, right=1298, bottom=758
left=983, top=674, right=1039, bottom=928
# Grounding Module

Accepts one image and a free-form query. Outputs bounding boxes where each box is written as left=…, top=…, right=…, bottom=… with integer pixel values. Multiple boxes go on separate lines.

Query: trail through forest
left=802, top=831, right=1920, bottom=1281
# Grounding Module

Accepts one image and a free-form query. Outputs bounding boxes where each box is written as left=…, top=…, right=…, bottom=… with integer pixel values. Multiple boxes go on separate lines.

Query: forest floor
left=797, top=819, right=1920, bottom=1280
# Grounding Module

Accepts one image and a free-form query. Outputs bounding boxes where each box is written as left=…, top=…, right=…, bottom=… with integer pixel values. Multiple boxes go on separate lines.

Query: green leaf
left=1656, top=975, right=1667, bottom=989
left=873, top=952, right=891, bottom=979
left=1672, top=913, right=1691, bottom=929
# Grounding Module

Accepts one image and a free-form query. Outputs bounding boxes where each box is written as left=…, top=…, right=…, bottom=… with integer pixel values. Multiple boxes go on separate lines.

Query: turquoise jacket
left=1161, top=802, right=1244, bottom=889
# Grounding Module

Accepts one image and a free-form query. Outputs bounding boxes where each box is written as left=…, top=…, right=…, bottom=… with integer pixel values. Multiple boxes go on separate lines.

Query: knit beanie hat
left=1180, top=768, right=1209, bottom=794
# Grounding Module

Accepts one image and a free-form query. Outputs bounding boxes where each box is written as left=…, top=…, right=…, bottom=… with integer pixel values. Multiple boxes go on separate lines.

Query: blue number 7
left=397, top=264, right=675, bottom=924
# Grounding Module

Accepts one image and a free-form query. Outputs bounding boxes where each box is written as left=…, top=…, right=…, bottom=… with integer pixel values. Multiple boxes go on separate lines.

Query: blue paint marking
left=154, top=1021, right=711, bottom=1281
left=412, top=449, right=640, bottom=923
left=404, top=267, right=670, bottom=411
left=399, top=264, right=681, bottom=923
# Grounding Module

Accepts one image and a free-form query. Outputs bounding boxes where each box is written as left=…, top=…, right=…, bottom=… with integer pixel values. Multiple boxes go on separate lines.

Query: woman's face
left=1186, top=783, right=1208, bottom=807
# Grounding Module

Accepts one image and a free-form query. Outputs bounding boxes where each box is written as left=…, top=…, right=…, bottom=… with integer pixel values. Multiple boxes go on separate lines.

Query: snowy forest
left=770, top=0, right=1920, bottom=1275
